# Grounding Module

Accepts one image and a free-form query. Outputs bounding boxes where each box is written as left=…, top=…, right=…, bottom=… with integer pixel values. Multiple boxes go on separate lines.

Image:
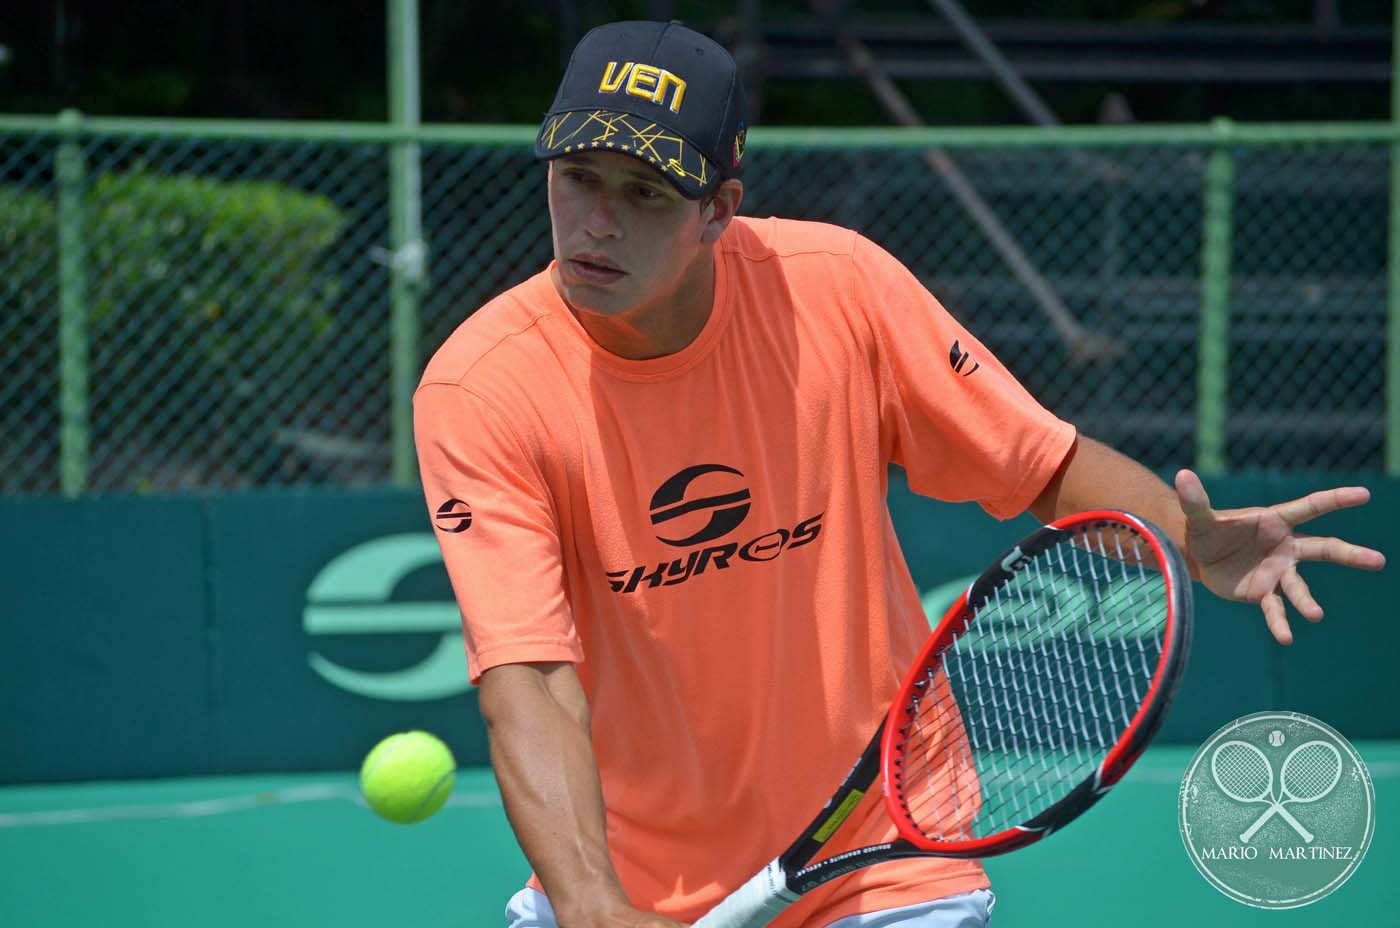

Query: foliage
left=0, top=169, right=347, bottom=489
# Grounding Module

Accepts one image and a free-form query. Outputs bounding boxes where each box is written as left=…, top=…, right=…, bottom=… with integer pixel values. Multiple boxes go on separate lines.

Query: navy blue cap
left=535, top=20, right=748, bottom=198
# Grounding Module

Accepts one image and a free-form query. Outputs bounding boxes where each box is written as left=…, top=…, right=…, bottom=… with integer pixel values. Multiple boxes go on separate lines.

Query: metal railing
left=2, top=114, right=1396, bottom=495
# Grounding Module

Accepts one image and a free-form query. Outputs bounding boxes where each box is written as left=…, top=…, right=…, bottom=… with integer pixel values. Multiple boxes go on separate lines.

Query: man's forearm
left=479, top=663, right=631, bottom=925
left=1030, top=436, right=1196, bottom=575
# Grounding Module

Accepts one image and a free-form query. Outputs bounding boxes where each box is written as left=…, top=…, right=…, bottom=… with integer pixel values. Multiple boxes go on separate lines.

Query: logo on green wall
left=303, top=534, right=472, bottom=701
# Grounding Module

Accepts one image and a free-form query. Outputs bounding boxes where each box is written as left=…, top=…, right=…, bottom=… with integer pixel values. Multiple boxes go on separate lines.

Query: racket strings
left=896, top=524, right=1168, bottom=842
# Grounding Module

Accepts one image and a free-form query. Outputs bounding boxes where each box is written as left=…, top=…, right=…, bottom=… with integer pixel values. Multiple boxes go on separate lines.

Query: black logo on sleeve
left=949, top=340, right=980, bottom=377
left=649, top=464, right=751, bottom=546
left=607, top=463, right=823, bottom=594
left=434, top=498, right=473, bottom=533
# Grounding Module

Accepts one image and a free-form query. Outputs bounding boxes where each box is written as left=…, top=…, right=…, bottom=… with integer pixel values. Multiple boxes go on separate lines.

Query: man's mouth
left=568, top=256, right=626, bottom=283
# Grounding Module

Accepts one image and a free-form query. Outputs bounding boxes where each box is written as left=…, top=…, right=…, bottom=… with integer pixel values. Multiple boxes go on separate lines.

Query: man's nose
left=583, top=194, right=622, bottom=239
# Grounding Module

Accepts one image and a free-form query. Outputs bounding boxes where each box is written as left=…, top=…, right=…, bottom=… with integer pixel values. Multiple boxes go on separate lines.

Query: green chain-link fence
left=2, top=116, right=1396, bottom=495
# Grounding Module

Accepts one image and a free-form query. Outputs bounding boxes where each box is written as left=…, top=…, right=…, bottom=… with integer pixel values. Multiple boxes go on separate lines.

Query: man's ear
left=700, top=179, right=744, bottom=244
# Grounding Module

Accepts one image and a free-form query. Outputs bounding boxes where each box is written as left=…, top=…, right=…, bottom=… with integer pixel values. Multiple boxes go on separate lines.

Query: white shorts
left=503, top=886, right=995, bottom=928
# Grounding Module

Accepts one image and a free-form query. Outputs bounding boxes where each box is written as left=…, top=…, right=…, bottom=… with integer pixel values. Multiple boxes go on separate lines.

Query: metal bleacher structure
left=686, top=1, right=1392, bottom=472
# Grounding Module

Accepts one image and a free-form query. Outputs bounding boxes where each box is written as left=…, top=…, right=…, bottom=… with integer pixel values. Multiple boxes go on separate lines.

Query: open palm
left=1174, top=469, right=1386, bottom=644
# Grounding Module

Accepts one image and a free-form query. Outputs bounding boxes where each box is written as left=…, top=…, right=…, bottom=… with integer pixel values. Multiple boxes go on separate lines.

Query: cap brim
left=535, top=108, right=719, bottom=199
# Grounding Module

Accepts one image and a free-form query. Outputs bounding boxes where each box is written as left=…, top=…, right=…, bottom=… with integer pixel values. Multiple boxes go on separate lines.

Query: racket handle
left=692, top=859, right=798, bottom=928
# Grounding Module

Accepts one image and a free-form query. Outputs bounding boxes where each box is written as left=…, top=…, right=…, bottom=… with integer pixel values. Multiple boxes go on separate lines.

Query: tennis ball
left=359, top=730, right=457, bottom=824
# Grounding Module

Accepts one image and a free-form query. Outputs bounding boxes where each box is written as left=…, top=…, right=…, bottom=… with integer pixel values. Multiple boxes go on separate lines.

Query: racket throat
left=779, top=719, right=887, bottom=873
left=1023, top=766, right=1113, bottom=836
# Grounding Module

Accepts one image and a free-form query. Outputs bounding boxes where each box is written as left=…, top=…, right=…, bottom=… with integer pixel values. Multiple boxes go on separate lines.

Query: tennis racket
left=693, top=510, right=1193, bottom=928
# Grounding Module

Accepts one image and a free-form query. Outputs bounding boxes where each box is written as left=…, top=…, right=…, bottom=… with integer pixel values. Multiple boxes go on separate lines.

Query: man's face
left=547, top=152, right=710, bottom=319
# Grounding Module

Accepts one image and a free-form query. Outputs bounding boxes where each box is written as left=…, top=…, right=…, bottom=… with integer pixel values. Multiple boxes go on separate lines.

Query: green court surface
left=2, top=744, right=1395, bottom=927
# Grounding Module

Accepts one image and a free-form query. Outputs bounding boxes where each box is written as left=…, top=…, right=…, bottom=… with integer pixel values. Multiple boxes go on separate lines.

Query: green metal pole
left=1197, top=117, right=1235, bottom=477
left=1388, top=0, right=1400, bottom=473
left=388, top=0, right=424, bottom=486
left=56, top=108, right=89, bottom=496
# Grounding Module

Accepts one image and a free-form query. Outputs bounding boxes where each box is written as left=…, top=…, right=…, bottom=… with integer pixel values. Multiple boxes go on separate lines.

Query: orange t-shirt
left=414, top=216, right=1075, bottom=926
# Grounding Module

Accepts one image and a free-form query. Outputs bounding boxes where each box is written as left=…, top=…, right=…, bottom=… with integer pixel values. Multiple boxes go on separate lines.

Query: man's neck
left=564, top=249, right=717, bottom=361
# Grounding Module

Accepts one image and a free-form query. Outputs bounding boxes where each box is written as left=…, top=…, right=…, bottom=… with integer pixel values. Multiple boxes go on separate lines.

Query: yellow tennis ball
left=359, top=730, right=457, bottom=824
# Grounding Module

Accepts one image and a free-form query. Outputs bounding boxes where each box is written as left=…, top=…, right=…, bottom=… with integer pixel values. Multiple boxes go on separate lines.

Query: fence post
left=1388, top=1, right=1400, bottom=474
left=388, top=0, right=424, bottom=486
left=1196, top=117, right=1234, bottom=477
left=56, top=108, right=89, bottom=496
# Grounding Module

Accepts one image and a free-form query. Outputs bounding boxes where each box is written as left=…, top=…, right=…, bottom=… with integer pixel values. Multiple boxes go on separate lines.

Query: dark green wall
left=0, top=497, right=212, bottom=780
left=0, top=489, right=485, bottom=784
left=1, top=474, right=1394, bottom=784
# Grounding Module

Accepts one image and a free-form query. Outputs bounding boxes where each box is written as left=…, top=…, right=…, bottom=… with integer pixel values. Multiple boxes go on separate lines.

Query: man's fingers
left=1174, top=468, right=1214, bottom=522
left=1275, top=486, right=1371, bottom=527
left=1293, top=535, right=1387, bottom=570
left=1261, top=593, right=1292, bottom=645
left=1280, top=569, right=1323, bottom=623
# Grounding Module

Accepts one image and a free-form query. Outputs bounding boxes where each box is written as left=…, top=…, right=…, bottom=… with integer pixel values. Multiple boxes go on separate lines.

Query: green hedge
left=83, top=170, right=344, bottom=332
left=1, top=170, right=347, bottom=489
left=2, top=170, right=345, bottom=326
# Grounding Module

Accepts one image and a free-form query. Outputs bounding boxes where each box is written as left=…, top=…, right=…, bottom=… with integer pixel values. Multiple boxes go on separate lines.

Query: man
left=414, top=20, right=1384, bottom=928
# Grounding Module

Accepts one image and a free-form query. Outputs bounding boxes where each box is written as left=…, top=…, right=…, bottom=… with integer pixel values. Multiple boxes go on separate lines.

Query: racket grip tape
left=692, top=859, right=798, bottom=928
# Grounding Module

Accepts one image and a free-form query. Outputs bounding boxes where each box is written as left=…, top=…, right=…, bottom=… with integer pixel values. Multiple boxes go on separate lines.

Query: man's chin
left=559, top=282, right=630, bottom=317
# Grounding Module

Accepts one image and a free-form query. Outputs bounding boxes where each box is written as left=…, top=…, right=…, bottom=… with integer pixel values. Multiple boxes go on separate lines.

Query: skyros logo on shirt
left=606, top=463, right=823, bottom=593
left=649, top=464, right=751, bottom=546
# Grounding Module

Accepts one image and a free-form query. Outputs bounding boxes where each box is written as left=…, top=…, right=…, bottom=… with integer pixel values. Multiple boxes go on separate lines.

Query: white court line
left=1119, top=760, right=1400, bottom=784
left=0, top=784, right=501, bottom=828
left=3, top=761, right=1394, bottom=828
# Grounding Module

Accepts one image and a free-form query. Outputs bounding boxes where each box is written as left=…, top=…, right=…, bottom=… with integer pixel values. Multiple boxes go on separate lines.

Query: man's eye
left=634, top=186, right=662, bottom=200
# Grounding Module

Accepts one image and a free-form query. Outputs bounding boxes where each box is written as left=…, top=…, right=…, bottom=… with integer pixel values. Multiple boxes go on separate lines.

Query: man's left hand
left=1174, top=469, right=1386, bottom=645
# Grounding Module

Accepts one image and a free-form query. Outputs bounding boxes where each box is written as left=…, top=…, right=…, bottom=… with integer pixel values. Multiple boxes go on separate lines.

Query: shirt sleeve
left=850, top=234, right=1077, bottom=520
left=414, top=381, right=581, bottom=683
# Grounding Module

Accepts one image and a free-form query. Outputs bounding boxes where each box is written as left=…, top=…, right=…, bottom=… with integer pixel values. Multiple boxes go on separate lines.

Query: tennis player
left=415, top=20, right=1384, bottom=928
